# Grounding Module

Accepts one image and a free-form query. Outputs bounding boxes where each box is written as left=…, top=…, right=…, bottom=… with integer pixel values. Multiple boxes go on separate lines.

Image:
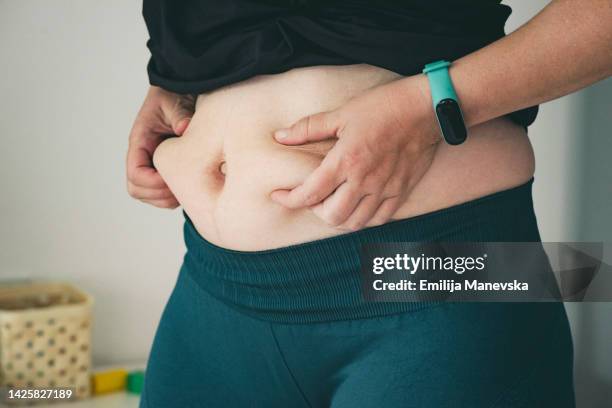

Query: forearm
left=409, top=0, right=612, bottom=128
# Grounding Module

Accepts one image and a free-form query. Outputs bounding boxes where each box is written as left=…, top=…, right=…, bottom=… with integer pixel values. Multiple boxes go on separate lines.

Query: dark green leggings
left=141, top=180, right=575, bottom=407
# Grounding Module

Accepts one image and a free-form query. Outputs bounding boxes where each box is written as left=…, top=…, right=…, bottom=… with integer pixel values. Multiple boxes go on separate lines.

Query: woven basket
left=0, top=282, right=93, bottom=405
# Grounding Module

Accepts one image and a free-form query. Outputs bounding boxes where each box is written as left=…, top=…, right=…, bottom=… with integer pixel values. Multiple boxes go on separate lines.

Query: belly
left=153, top=65, right=535, bottom=250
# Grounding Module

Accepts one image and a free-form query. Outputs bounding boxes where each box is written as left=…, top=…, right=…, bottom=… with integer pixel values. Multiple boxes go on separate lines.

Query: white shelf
left=1, top=363, right=146, bottom=408
left=16, top=392, right=141, bottom=408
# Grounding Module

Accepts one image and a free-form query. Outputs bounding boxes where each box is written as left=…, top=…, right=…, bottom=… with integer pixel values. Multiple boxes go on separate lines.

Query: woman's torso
left=153, top=64, right=535, bottom=251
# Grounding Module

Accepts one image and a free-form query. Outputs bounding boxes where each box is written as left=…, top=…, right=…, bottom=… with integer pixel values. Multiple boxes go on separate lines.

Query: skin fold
left=152, top=65, right=534, bottom=251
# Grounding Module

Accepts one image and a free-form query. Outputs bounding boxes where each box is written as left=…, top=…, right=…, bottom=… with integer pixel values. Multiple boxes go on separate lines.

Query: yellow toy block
left=90, top=369, right=128, bottom=395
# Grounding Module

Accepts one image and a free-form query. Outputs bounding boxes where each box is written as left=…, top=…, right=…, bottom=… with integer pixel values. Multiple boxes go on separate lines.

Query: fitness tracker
left=422, top=60, right=467, bottom=145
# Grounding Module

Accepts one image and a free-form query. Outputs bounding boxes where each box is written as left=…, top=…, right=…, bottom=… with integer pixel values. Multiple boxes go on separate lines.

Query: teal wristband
left=423, top=60, right=467, bottom=145
left=423, top=61, right=457, bottom=106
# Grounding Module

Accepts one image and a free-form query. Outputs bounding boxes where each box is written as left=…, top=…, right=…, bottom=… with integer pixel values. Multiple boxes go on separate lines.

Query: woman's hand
left=126, top=86, right=195, bottom=208
left=271, top=75, right=441, bottom=230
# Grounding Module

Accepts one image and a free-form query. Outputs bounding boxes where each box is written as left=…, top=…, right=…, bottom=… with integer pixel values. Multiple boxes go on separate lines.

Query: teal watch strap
left=423, top=60, right=457, bottom=107
left=422, top=60, right=467, bottom=145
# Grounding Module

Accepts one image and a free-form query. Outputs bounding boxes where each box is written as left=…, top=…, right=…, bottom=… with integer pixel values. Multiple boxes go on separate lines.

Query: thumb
left=171, top=116, right=191, bottom=136
left=165, top=94, right=195, bottom=136
left=274, top=111, right=339, bottom=145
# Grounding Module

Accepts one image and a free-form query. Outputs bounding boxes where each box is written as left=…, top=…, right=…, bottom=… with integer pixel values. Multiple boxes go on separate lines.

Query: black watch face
left=436, top=98, right=468, bottom=145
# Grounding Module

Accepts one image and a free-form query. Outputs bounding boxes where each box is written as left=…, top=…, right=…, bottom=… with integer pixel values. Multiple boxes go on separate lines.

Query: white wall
left=0, top=0, right=185, bottom=364
left=0, top=1, right=610, bottom=405
left=506, top=2, right=612, bottom=407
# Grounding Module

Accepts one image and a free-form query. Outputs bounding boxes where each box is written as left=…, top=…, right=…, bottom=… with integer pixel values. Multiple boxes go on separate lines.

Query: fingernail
left=274, top=129, right=289, bottom=140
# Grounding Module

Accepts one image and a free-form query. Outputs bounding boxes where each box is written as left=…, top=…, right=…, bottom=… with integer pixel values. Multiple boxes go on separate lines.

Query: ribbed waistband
left=183, top=179, right=539, bottom=323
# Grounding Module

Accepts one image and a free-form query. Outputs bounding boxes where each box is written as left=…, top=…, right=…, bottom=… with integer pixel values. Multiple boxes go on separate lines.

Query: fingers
left=270, top=150, right=343, bottom=209
left=126, top=146, right=168, bottom=189
left=160, top=93, right=195, bottom=136
left=126, top=144, right=179, bottom=209
left=127, top=176, right=178, bottom=209
left=336, top=194, right=380, bottom=231
left=274, top=111, right=339, bottom=145
left=126, top=181, right=175, bottom=200
left=173, top=117, right=191, bottom=136
left=368, top=196, right=400, bottom=227
left=140, top=197, right=180, bottom=209
left=312, top=189, right=397, bottom=230
left=126, top=87, right=190, bottom=209
left=311, top=182, right=364, bottom=227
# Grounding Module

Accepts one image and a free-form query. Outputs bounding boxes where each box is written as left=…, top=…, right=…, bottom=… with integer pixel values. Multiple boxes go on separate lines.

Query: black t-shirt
left=143, top=0, right=538, bottom=127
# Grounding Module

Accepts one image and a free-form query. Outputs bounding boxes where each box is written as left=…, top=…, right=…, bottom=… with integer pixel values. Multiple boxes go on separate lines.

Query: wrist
left=393, top=74, right=444, bottom=146
left=447, top=58, right=495, bottom=128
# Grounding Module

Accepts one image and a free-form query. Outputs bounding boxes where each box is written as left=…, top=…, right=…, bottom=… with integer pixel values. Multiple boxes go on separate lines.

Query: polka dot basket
left=0, top=282, right=93, bottom=405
